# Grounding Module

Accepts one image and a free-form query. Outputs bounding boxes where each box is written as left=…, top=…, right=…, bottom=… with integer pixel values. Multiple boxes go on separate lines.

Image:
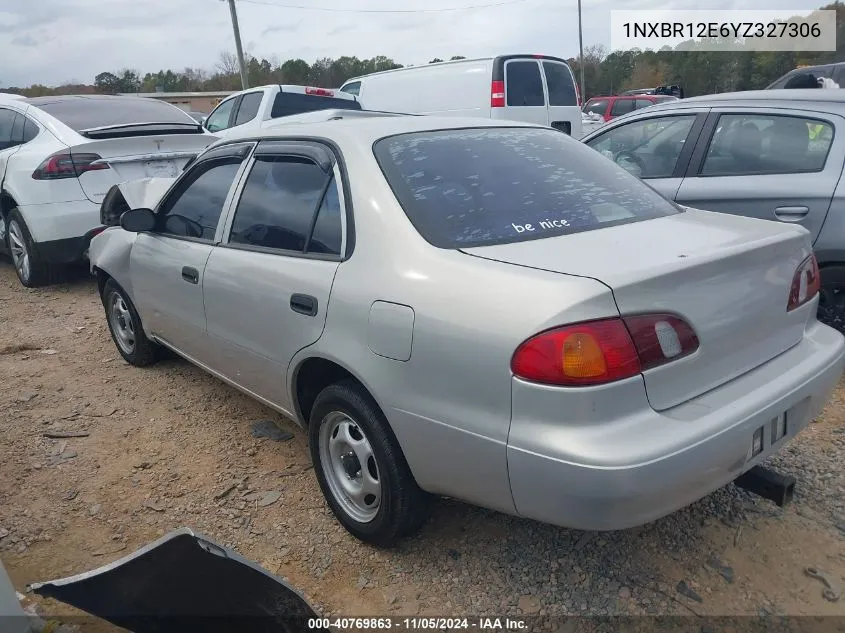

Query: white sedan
left=0, top=95, right=216, bottom=287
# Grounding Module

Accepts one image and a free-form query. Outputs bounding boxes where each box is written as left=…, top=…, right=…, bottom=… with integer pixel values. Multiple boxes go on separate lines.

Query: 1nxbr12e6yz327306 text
left=622, top=21, right=822, bottom=39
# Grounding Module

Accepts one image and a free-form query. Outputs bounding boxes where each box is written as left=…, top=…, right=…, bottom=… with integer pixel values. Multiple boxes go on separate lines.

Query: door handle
left=290, top=293, right=318, bottom=317
left=181, top=266, right=199, bottom=284
left=774, top=206, right=809, bottom=222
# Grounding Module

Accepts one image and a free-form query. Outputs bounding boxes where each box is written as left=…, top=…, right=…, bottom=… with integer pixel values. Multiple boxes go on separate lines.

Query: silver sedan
left=90, top=115, right=845, bottom=546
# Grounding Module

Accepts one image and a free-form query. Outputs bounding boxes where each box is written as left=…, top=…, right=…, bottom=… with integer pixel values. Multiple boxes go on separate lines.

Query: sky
left=0, top=0, right=828, bottom=88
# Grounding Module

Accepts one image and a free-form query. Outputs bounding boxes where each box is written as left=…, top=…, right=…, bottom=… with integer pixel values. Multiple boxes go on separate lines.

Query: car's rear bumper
left=507, top=321, right=845, bottom=531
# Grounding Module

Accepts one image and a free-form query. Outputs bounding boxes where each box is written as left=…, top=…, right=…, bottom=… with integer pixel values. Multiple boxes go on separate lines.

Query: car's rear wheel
left=309, top=380, right=429, bottom=546
left=101, top=278, right=159, bottom=366
left=818, top=265, right=845, bottom=334
left=6, top=209, right=50, bottom=287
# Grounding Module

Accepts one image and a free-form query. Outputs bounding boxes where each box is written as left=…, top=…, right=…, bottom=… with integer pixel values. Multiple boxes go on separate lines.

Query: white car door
left=216, top=91, right=265, bottom=138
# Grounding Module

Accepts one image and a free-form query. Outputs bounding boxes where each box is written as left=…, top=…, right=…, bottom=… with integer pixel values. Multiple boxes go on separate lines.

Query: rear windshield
left=374, top=127, right=680, bottom=248
left=28, top=97, right=198, bottom=132
left=271, top=92, right=362, bottom=118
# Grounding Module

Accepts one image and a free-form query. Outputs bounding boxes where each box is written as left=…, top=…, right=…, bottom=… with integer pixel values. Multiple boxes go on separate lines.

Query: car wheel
left=818, top=265, right=845, bottom=334
left=6, top=209, right=50, bottom=287
left=309, top=379, right=429, bottom=546
left=101, top=278, right=159, bottom=366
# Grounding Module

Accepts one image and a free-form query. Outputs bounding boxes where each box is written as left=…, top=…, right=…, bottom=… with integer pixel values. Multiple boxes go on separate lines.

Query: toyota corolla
left=89, top=114, right=845, bottom=546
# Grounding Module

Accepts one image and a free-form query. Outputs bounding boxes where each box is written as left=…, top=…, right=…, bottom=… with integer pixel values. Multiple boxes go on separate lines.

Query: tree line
left=2, top=2, right=843, bottom=100
left=570, top=2, right=845, bottom=98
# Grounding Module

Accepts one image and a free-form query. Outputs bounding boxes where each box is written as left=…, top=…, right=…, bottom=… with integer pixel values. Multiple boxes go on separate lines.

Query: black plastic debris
left=30, top=528, right=327, bottom=633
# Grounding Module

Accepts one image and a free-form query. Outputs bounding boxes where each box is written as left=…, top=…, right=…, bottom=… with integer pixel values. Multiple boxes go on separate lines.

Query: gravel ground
left=0, top=260, right=844, bottom=625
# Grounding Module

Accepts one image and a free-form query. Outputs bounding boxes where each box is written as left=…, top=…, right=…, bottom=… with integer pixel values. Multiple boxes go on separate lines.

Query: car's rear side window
left=228, top=156, right=342, bottom=255
left=235, top=91, right=263, bottom=125
left=610, top=99, right=636, bottom=117
left=374, top=127, right=679, bottom=249
left=271, top=92, right=362, bottom=119
left=506, top=61, right=544, bottom=107
left=543, top=62, right=577, bottom=107
left=28, top=97, right=197, bottom=131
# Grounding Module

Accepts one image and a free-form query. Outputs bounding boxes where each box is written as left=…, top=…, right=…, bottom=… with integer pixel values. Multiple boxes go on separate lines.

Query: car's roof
left=624, top=89, right=845, bottom=115
left=219, top=114, right=541, bottom=145
left=681, top=89, right=845, bottom=104
left=24, top=94, right=165, bottom=106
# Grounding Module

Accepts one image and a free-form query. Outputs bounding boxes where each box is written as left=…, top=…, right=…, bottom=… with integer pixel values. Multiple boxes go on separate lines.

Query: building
left=117, top=91, right=235, bottom=114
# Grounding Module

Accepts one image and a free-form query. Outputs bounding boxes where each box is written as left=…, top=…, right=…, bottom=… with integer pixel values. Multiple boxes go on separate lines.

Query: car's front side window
left=586, top=114, right=697, bottom=179
left=584, top=99, right=608, bottom=116
left=156, top=158, right=244, bottom=240
left=205, top=98, right=237, bottom=132
left=340, top=82, right=361, bottom=97
left=228, top=155, right=342, bottom=256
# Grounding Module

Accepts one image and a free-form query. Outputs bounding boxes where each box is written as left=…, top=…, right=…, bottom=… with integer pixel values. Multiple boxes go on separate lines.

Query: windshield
left=374, top=127, right=680, bottom=249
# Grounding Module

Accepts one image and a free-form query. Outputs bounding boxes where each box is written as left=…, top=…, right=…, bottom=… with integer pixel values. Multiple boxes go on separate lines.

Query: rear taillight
left=511, top=314, right=699, bottom=387
left=32, top=152, right=109, bottom=180
left=491, top=80, right=505, bottom=108
left=305, top=87, right=334, bottom=97
left=787, top=253, right=820, bottom=311
left=622, top=314, right=699, bottom=371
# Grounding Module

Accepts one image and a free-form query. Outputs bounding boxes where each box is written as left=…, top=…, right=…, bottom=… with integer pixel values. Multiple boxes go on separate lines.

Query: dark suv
left=767, top=63, right=845, bottom=89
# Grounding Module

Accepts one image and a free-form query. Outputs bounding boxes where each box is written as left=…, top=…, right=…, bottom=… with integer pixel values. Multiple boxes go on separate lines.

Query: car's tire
left=6, top=208, right=51, bottom=287
left=309, top=379, right=429, bottom=546
left=101, top=278, right=159, bottom=366
left=818, top=265, right=845, bottom=334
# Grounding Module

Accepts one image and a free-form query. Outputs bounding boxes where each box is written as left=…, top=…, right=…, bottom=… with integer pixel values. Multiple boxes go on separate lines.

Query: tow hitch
left=733, top=465, right=796, bottom=507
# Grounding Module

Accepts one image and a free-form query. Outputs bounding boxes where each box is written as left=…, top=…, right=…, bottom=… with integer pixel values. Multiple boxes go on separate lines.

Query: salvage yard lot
left=1, top=261, right=844, bottom=620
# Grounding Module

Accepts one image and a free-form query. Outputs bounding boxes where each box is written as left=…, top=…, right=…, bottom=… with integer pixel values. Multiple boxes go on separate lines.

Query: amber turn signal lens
left=562, top=333, right=607, bottom=378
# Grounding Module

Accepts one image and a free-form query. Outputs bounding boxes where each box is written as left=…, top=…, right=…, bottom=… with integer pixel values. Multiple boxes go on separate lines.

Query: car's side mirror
left=200, top=116, right=208, bottom=128
left=120, top=208, right=156, bottom=233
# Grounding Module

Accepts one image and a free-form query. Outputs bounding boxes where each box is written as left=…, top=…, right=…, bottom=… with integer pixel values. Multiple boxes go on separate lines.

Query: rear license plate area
left=749, top=411, right=790, bottom=459
left=144, top=160, right=177, bottom=178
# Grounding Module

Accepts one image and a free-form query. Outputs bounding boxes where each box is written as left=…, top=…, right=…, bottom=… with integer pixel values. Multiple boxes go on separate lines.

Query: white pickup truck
left=202, top=84, right=362, bottom=139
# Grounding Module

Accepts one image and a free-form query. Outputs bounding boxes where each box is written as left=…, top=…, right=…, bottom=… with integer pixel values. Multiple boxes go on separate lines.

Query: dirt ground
left=1, top=259, right=844, bottom=624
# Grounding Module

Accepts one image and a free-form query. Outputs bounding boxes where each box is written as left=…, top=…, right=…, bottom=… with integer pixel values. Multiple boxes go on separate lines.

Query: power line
left=238, top=0, right=527, bottom=14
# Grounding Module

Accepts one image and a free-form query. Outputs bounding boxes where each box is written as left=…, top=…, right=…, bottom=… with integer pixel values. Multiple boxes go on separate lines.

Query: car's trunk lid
left=462, top=208, right=812, bottom=410
left=70, top=130, right=216, bottom=204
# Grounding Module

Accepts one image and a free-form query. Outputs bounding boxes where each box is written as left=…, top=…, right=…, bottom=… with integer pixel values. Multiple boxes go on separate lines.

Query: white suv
left=0, top=95, right=217, bottom=287
left=203, top=85, right=362, bottom=139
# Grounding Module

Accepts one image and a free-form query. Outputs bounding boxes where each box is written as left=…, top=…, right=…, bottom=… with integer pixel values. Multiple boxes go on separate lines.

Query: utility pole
left=577, top=0, right=585, bottom=102
left=225, top=0, right=249, bottom=90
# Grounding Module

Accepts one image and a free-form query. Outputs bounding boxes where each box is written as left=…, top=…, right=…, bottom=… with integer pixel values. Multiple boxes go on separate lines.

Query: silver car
left=580, top=89, right=845, bottom=331
left=89, top=115, right=845, bottom=546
